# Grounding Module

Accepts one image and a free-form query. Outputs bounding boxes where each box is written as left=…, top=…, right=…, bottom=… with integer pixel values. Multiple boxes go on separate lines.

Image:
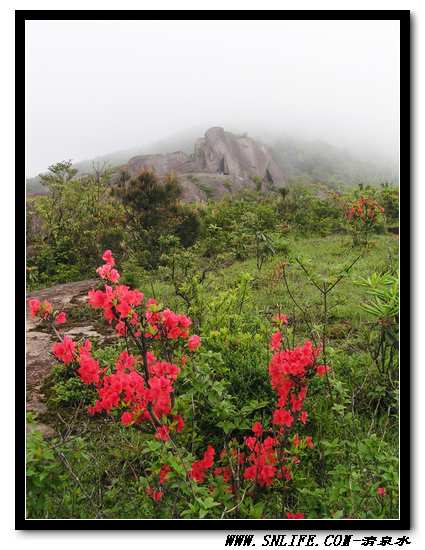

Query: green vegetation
left=26, top=162, right=399, bottom=519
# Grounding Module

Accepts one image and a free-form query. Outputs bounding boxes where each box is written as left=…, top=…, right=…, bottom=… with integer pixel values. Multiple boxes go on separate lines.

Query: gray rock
left=127, top=150, right=190, bottom=178
left=26, top=279, right=113, bottom=438
left=192, top=127, right=285, bottom=185
left=125, top=127, right=286, bottom=200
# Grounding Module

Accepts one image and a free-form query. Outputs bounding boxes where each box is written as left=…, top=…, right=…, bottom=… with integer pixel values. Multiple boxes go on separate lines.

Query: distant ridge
left=26, top=127, right=398, bottom=196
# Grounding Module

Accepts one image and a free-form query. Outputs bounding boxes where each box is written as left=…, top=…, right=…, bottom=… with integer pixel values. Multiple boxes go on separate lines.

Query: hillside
left=26, top=127, right=398, bottom=196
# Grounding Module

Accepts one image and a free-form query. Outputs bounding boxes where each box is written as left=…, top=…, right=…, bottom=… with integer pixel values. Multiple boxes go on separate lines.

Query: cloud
left=25, top=18, right=399, bottom=176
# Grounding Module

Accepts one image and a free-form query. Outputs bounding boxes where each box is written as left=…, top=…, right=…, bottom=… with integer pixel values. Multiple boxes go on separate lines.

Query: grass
left=27, top=231, right=400, bottom=519
left=130, top=233, right=398, bottom=333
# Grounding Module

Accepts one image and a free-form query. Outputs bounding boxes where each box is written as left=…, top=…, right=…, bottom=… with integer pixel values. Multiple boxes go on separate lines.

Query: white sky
left=26, top=19, right=400, bottom=176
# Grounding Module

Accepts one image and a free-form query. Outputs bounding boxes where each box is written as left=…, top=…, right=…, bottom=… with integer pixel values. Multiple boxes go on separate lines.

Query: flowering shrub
left=28, top=250, right=331, bottom=519
left=345, top=196, right=385, bottom=245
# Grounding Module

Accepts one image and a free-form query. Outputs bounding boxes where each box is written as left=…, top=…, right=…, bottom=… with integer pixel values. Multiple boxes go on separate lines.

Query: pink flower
left=54, top=311, right=67, bottom=325
left=245, top=436, right=258, bottom=451
left=174, top=415, right=185, bottom=432
left=305, top=436, right=314, bottom=449
left=146, top=487, right=163, bottom=501
left=52, top=335, right=76, bottom=364
left=116, top=300, right=131, bottom=318
left=273, top=313, right=288, bottom=325
left=30, top=300, right=53, bottom=320
left=121, top=412, right=134, bottom=426
left=252, top=421, right=263, bottom=437
left=270, top=331, right=282, bottom=351
left=96, top=263, right=120, bottom=283
left=88, top=289, right=108, bottom=309
left=300, top=411, right=308, bottom=425
left=316, top=364, right=330, bottom=377
left=116, top=351, right=136, bottom=372
left=102, top=249, right=115, bottom=266
left=159, top=464, right=171, bottom=485
left=377, top=487, right=386, bottom=496
left=286, top=512, right=304, bottom=519
left=77, top=349, right=100, bottom=384
left=272, top=408, right=293, bottom=427
left=115, top=321, right=127, bottom=336
left=109, top=268, right=120, bottom=283
left=155, top=425, right=170, bottom=441
left=28, top=298, right=40, bottom=317
left=188, top=335, right=201, bottom=352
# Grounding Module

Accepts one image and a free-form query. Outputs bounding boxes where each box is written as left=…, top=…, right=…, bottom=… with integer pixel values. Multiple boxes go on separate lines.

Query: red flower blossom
left=116, top=351, right=137, bottom=372
left=77, top=346, right=100, bottom=384
left=188, top=335, right=201, bottom=352
left=252, top=421, right=263, bottom=437
left=273, top=408, right=293, bottom=427
left=96, top=263, right=120, bottom=283
left=273, top=313, right=288, bottom=325
left=159, top=464, right=171, bottom=485
left=305, top=436, right=314, bottom=449
left=52, top=335, right=76, bottom=364
left=300, top=411, right=308, bottom=424
left=54, top=311, right=67, bottom=325
left=102, top=249, right=115, bottom=266
left=29, top=299, right=53, bottom=320
left=28, top=298, right=40, bottom=317
left=316, top=364, right=330, bottom=377
left=146, top=486, right=163, bottom=501
left=245, top=436, right=258, bottom=452
left=190, top=446, right=215, bottom=483
left=87, top=289, right=109, bottom=309
left=270, top=331, right=282, bottom=351
left=174, top=415, right=185, bottom=432
left=286, top=512, right=304, bottom=519
left=121, top=412, right=134, bottom=426
left=155, top=425, right=170, bottom=441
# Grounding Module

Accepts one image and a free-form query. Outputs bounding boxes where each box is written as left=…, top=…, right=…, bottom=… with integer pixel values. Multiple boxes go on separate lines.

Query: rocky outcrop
left=192, top=127, right=284, bottom=184
left=26, top=279, right=115, bottom=437
left=127, top=151, right=191, bottom=178
left=125, top=127, right=285, bottom=200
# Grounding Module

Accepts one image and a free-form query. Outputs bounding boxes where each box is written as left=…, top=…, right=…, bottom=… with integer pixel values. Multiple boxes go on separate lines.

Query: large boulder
left=126, top=151, right=190, bottom=177
left=26, top=279, right=114, bottom=437
left=192, top=127, right=285, bottom=185
left=125, top=127, right=286, bottom=199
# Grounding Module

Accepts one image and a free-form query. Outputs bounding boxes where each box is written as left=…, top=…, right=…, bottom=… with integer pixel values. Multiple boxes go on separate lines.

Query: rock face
left=26, top=279, right=115, bottom=437
left=127, top=151, right=191, bottom=177
left=192, top=127, right=284, bottom=183
left=126, top=127, right=285, bottom=200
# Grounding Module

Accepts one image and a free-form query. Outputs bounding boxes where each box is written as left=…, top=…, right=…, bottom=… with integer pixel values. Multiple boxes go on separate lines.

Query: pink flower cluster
left=84, top=348, right=184, bottom=432
left=28, top=298, right=67, bottom=324
left=96, top=249, right=120, bottom=282
left=44, top=251, right=203, bottom=448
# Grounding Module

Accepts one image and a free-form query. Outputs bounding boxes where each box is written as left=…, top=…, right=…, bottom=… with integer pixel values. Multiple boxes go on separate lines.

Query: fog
left=26, top=19, right=400, bottom=177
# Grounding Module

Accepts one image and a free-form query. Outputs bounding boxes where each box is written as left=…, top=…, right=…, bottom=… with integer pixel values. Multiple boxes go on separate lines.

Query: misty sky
left=26, top=19, right=400, bottom=177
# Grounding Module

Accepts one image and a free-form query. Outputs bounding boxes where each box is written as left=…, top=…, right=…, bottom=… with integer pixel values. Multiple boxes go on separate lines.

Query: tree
left=39, top=160, right=78, bottom=196
left=113, top=170, right=200, bottom=268
left=28, top=162, right=125, bottom=286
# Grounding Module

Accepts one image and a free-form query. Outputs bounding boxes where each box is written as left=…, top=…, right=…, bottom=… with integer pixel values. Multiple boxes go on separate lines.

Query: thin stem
left=221, top=486, right=249, bottom=519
